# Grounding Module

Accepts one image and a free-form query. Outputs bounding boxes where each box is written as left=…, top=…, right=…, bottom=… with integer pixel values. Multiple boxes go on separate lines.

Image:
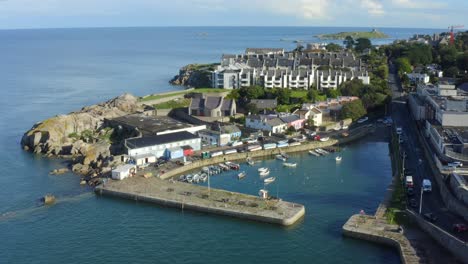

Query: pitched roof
left=221, top=99, right=234, bottom=111
left=220, top=125, right=241, bottom=134
left=280, top=115, right=301, bottom=123
left=250, top=99, right=278, bottom=109
left=205, top=97, right=223, bottom=110
left=267, top=118, right=285, bottom=127
left=126, top=131, right=199, bottom=149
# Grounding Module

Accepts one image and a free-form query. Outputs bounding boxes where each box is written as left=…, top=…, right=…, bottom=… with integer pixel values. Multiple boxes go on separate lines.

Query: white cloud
left=391, top=0, right=447, bottom=9
left=262, top=0, right=331, bottom=20
left=360, top=0, right=385, bottom=16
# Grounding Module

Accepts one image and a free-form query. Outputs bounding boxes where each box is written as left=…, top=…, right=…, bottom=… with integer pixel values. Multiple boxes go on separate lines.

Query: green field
left=154, top=98, right=191, bottom=109
left=140, top=88, right=229, bottom=102
left=316, top=30, right=389, bottom=40
left=290, top=90, right=308, bottom=98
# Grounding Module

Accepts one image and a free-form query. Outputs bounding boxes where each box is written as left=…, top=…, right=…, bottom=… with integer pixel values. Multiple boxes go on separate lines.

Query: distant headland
left=316, top=29, right=389, bottom=40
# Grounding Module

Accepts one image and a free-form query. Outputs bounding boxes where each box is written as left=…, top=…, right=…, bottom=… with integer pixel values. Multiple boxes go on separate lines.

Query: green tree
left=276, top=89, right=291, bottom=105
left=343, top=36, right=355, bottom=50
left=457, top=52, right=468, bottom=73
left=375, top=64, right=389, bottom=80
left=307, top=89, right=319, bottom=102
left=405, top=44, right=433, bottom=65
left=445, top=66, right=460, bottom=78
left=326, top=88, right=341, bottom=98
left=226, top=89, right=240, bottom=100
left=355, top=38, right=372, bottom=53
left=326, top=43, right=342, bottom=52
left=245, top=102, right=259, bottom=115
left=395, top=57, right=412, bottom=75
left=338, top=78, right=365, bottom=96
left=340, top=99, right=367, bottom=121
left=239, top=85, right=264, bottom=99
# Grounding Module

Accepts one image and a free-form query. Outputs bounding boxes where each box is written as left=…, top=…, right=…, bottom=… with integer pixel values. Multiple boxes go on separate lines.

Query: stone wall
left=406, top=210, right=468, bottom=264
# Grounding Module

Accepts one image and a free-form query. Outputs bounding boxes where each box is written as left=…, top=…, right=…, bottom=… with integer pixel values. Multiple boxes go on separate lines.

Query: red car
left=453, top=224, right=467, bottom=233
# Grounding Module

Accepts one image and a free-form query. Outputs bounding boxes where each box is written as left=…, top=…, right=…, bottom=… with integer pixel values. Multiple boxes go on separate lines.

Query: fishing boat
left=238, top=171, right=246, bottom=179
left=308, top=150, right=320, bottom=156
left=258, top=167, right=268, bottom=172
left=259, top=169, right=270, bottom=177
left=225, top=161, right=240, bottom=170
left=283, top=162, right=297, bottom=167
left=276, top=154, right=287, bottom=161
left=316, top=148, right=329, bottom=155
left=335, top=156, right=342, bottom=162
left=200, top=173, right=208, bottom=182
left=264, top=177, right=276, bottom=184
left=185, top=174, right=193, bottom=183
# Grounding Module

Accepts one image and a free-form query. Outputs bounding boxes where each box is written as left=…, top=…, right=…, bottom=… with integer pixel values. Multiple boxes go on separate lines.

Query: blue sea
left=0, top=27, right=442, bottom=264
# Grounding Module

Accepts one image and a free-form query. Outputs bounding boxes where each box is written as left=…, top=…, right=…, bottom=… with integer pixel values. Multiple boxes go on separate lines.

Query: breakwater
left=95, top=177, right=305, bottom=226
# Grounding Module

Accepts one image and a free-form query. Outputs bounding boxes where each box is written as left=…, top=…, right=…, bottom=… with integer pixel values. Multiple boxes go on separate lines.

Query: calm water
left=0, top=27, right=439, bottom=263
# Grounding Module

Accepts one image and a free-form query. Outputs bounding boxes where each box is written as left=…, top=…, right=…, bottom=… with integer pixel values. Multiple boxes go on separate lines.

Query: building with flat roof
left=107, top=114, right=206, bottom=137
left=125, top=131, right=201, bottom=158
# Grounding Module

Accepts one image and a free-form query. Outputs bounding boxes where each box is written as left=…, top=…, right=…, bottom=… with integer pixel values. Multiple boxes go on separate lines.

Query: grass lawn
left=290, top=90, right=308, bottom=98
left=154, top=98, right=191, bottom=109
left=140, top=88, right=230, bottom=102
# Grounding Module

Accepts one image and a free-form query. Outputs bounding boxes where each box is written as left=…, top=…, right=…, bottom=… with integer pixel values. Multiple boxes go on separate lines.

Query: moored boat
left=259, top=169, right=270, bottom=177
left=238, top=171, right=246, bottom=179
left=258, top=167, right=268, bottom=172
left=308, top=150, right=320, bottom=156
left=264, top=177, right=276, bottom=184
left=283, top=162, right=297, bottom=167
left=335, top=156, right=342, bottom=162
left=276, top=154, right=287, bottom=161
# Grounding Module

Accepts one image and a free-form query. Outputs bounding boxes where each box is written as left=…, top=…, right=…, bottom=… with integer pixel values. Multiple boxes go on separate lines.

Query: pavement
left=388, top=67, right=468, bottom=242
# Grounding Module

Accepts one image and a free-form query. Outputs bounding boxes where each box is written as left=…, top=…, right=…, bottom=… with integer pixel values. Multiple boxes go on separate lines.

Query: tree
left=276, top=89, right=291, bottom=105
left=375, top=64, right=389, bottom=80
left=343, top=36, right=355, bottom=50
left=307, top=89, right=319, bottom=102
left=405, top=44, right=433, bottom=65
left=245, top=102, right=259, bottom=115
left=326, top=43, right=342, bottom=52
left=340, top=99, right=367, bottom=121
left=326, top=88, right=341, bottom=98
left=339, top=78, right=365, bottom=96
left=226, top=89, right=240, bottom=100
left=445, top=66, right=460, bottom=78
left=395, top=57, right=412, bottom=75
left=239, top=85, right=264, bottom=99
left=355, top=38, right=372, bottom=53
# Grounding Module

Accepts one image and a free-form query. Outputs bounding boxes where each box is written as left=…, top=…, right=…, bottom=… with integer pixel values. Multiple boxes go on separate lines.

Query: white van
left=422, top=179, right=432, bottom=192
left=405, top=176, right=414, bottom=188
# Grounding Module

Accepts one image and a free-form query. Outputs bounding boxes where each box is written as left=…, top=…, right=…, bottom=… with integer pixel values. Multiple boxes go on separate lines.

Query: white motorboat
left=258, top=167, right=268, bottom=172
left=276, top=154, right=287, bottom=161
left=335, top=156, right=342, bottom=162
left=283, top=162, right=297, bottom=167
left=185, top=174, right=193, bottom=183
left=308, top=150, right=320, bottom=156
left=259, top=169, right=270, bottom=177
left=238, top=171, right=246, bottom=179
left=264, top=177, right=276, bottom=184
left=192, top=174, right=200, bottom=183
left=200, top=173, right=208, bottom=182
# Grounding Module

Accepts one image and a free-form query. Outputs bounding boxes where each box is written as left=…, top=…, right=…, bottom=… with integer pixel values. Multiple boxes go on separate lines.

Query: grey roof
left=250, top=99, right=278, bottom=109
left=247, top=58, right=263, bottom=68
left=221, top=99, right=234, bottom=111
left=190, top=97, right=203, bottom=110
left=266, top=118, right=285, bottom=127
left=126, top=131, right=199, bottom=149
left=220, top=125, right=241, bottom=134
left=264, top=58, right=276, bottom=68
left=280, top=115, right=301, bottom=123
left=277, top=58, right=294, bottom=68
left=205, top=97, right=222, bottom=110
left=246, top=48, right=284, bottom=54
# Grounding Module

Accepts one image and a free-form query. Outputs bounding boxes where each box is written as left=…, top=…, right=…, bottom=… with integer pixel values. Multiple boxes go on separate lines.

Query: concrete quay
left=343, top=214, right=421, bottom=264
left=95, top=176, right=305, bottom=226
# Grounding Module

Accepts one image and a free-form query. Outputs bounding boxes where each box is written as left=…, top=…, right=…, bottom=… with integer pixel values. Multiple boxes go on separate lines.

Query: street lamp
left=419, top=186, right=423, bottom=214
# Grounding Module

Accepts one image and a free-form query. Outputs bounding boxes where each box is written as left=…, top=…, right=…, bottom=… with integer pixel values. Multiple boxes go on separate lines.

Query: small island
left=316, top=29, right=389, bottom=40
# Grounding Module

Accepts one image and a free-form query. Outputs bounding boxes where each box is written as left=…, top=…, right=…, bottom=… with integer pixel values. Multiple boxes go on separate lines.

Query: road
left=388, top=66, right=468, bottom=241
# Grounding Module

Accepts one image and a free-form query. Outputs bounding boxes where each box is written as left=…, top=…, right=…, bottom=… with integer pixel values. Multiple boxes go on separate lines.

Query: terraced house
left=212, top=48, right=370, bottom=91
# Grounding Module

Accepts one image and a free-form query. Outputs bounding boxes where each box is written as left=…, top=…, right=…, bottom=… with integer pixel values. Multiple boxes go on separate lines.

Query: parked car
left=423, top=213, right=437, bottom=222
left=448, top=161, right=463, bottom=168
left=407, top=187, right=415, bottom=196
left=409, top=198, right=418, bottom=208
left=396, top=127, right=403, bottom=135
left=453, top=223, right=468, bottom=233
left=357, top=117, right=369, bottom=124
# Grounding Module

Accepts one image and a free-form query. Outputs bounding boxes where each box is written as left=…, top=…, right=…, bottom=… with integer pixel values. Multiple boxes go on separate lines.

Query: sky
left=0, top=0, right=467, bottom=29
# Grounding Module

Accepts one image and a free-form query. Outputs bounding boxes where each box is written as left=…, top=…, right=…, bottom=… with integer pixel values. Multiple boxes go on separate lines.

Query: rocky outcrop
left=21, top=93, right=141, bottom=177
left=170, top=63, right=216, bottom=88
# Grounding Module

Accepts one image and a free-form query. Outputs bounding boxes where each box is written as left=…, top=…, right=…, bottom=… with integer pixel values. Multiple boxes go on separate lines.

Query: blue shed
left=165, top=147, right=184, bottom=160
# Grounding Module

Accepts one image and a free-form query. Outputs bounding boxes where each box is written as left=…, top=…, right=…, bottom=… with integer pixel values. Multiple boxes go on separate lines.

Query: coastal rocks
left=72, top=163, right=90, bottom=175
left=170, top=64, right=215, bottom=88
left=42, top=194, right=56, bottom=205
left=50, top=168, right=69, bottom=175
left=21, top=93, right=141, bottom=156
